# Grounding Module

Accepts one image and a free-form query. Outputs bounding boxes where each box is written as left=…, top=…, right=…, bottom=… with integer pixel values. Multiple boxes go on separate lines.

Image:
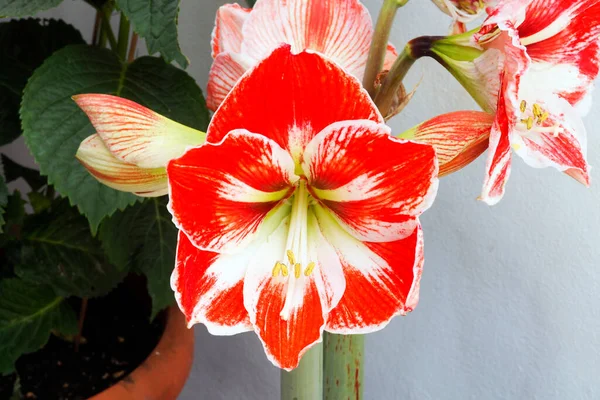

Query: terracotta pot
left=90, top=306, right=194, bottom=400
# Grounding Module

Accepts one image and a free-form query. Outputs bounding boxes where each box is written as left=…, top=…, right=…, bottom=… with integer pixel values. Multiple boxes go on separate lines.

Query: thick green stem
left=323, top=333, right=364, bottom=400
left=116, top=13, right=130, bottom=61
left=362, top=0, right=409, bottom=97
left=100, top=6, right=118, bottom=51
left=373, top=44, right=416, bottom=117
left=281, top=342, right=322, bottom=400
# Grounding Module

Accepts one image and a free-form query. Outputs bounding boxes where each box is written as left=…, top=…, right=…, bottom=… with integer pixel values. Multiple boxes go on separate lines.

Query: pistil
left=272, top=180, right=316, bottom=321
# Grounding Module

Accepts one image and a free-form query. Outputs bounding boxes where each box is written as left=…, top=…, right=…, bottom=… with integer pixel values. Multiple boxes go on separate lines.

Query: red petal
left=211, top=3, right=251, bottom=57
left=243, top=216, right=329, bottom=370
left=303, top=120, right=437, bottom=242
left=206, top=52, right=248, bottom=112
left=167, top=130, right=297, bottom=252
left=407, top=111, right=493, bottom=177
left=172, top=232, right=251, bottom=334
left=480, top=88, right=512, bottom=205
left=207, top=45, right=382, bottom=153
left=314, top=206, right=423, bottom=333
left=251, top=278, right=324, bottom=370
left=241, top=0, right=373, bottom=78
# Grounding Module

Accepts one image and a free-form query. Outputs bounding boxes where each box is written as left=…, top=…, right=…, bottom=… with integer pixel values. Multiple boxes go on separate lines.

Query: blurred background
left=2, top=0, right=599, bottom=399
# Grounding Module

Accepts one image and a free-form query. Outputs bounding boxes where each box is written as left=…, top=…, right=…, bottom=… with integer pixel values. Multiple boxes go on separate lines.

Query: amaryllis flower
left=432, top=0, right=491, bottom=34
left=474, top=0, right=600, bottom=204
left=74, top=95, right=205, bottom=196
left=168, top=45, right=438, bottom=370
left=206, top=0, right=398, bottom=111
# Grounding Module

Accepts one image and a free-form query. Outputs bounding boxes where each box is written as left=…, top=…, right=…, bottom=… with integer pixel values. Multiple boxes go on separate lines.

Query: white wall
left=3, top=1, right=599, bottom=399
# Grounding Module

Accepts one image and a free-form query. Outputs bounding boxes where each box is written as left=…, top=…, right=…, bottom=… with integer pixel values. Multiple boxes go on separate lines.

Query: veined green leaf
left=11, top=200, right=127, bottom=298
left=0, top=19, right=84, bottom=145
left=0, top=0, right=64, bottom=17
left=0, top=278, right=77, bottom=375
left=100, top=197, right=177, bottom=319
left=116, top=0, right=188, bottom=68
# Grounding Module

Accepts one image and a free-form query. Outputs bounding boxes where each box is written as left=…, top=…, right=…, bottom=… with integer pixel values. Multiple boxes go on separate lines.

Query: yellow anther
left=272, top=262, right=282, bottom=277
left=294, top=263, right=301, bottom=279
left=304, top=262, right=316, bottom=276
left=286, top=250, right=296, bottom=265
left=281, top=263, right=289, bottom=277
left=521, top=117, right=533, bottom=130
left=520, top=100, right=527, bottom=113
left=532, top=103, right=543, bottom=118
left=539, top=111, right=549, bottom=124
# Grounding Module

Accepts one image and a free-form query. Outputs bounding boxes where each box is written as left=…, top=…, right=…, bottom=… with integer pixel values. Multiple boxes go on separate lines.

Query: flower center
left=271, top=180, right=316, bottom=320
left=518, top=100, right=562, bottom=137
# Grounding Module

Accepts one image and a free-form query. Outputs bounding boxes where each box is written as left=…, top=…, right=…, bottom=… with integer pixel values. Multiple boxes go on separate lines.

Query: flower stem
left=363, top=0, right=410, bottom=97
left=116, top=13, right=130, bottom=61
left=323, top=332, right=364, bottom=400
left=373, top=35, right=437, bottom=117
left=74, top=297, right=88, bottom=353
left=127, top=33, right=139, bottom=62
left=100, top=5, right=118, bottom=52
left=281, top=342, right=323, bottom=400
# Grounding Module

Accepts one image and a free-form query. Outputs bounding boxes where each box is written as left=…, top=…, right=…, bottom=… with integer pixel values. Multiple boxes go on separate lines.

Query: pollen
left=286, top=250, right=296, bottom=266
left=294, top=263, right=301, bottom=279
left=532, top=103, right=543, bottom=118
left=304, top=262, right=316, bottom=276
left=520, top=100, right=527, bottom=113
left=539, top=111, right=549, bottom=124
left=281, top=263, right=289, bottom=277
left=521, top=117, right=534, bottom=130
left=272, top=262, right=282, bottom=277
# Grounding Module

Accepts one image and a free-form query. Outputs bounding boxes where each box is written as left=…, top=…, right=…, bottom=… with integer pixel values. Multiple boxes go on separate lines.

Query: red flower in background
left=475, top=0, right=600, bottom=204
left=206, top=0, right=398, bottom=110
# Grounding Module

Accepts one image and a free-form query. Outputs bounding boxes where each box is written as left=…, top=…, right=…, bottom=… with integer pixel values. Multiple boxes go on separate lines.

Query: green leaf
left=0, top=19, right=84, bottom=145
left=100, top=197, right=177, bottom=318
left=0, top=176, right=7, bottom=233
left=0, top=0, right=64, bottom=17
left=11, top=200, right=128, bottom=298
left=27, top=191, right=52, bottom=214
left=1, top=154, right=46, bottom=192
left=0, top=192, right=25, bottom=247
left=116, top=0, right=188, bottom=68
left=20, top=45, right=208, bottom=233
left=0, top=278, right=77, bottom=375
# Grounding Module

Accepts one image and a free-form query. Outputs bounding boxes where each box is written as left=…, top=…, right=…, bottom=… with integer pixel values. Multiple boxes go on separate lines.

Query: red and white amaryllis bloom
left=474, top=0, right=600, bottom=204
left=168, top=46, right=438, bottom=370
left=432, top=0, right=491, bottom=34
left=74, top=94, right=205, bottom=196
left=206, top=0, right=398, bottom=111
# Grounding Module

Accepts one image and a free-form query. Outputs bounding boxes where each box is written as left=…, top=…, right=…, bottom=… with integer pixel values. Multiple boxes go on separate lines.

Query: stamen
left=533, top=103, right=543, bottom=118
left=281, top=263, right=289, bottom=277
left=272, top=262, right=282, bottom=277
left=294, top=263, right=301, bottom=279
left=539, top=111, right=549, bottom=124
left=520, top=100, right=527, bottom=113
left=304, top=262, right=316, bottom=276
left=286, top=250, right=296, bottom=266
left=521, top=117, right=534, bottom=130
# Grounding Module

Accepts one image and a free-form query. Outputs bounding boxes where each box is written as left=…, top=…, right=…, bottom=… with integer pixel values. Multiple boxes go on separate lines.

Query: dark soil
left=0, top=278, right=165, bottom=400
